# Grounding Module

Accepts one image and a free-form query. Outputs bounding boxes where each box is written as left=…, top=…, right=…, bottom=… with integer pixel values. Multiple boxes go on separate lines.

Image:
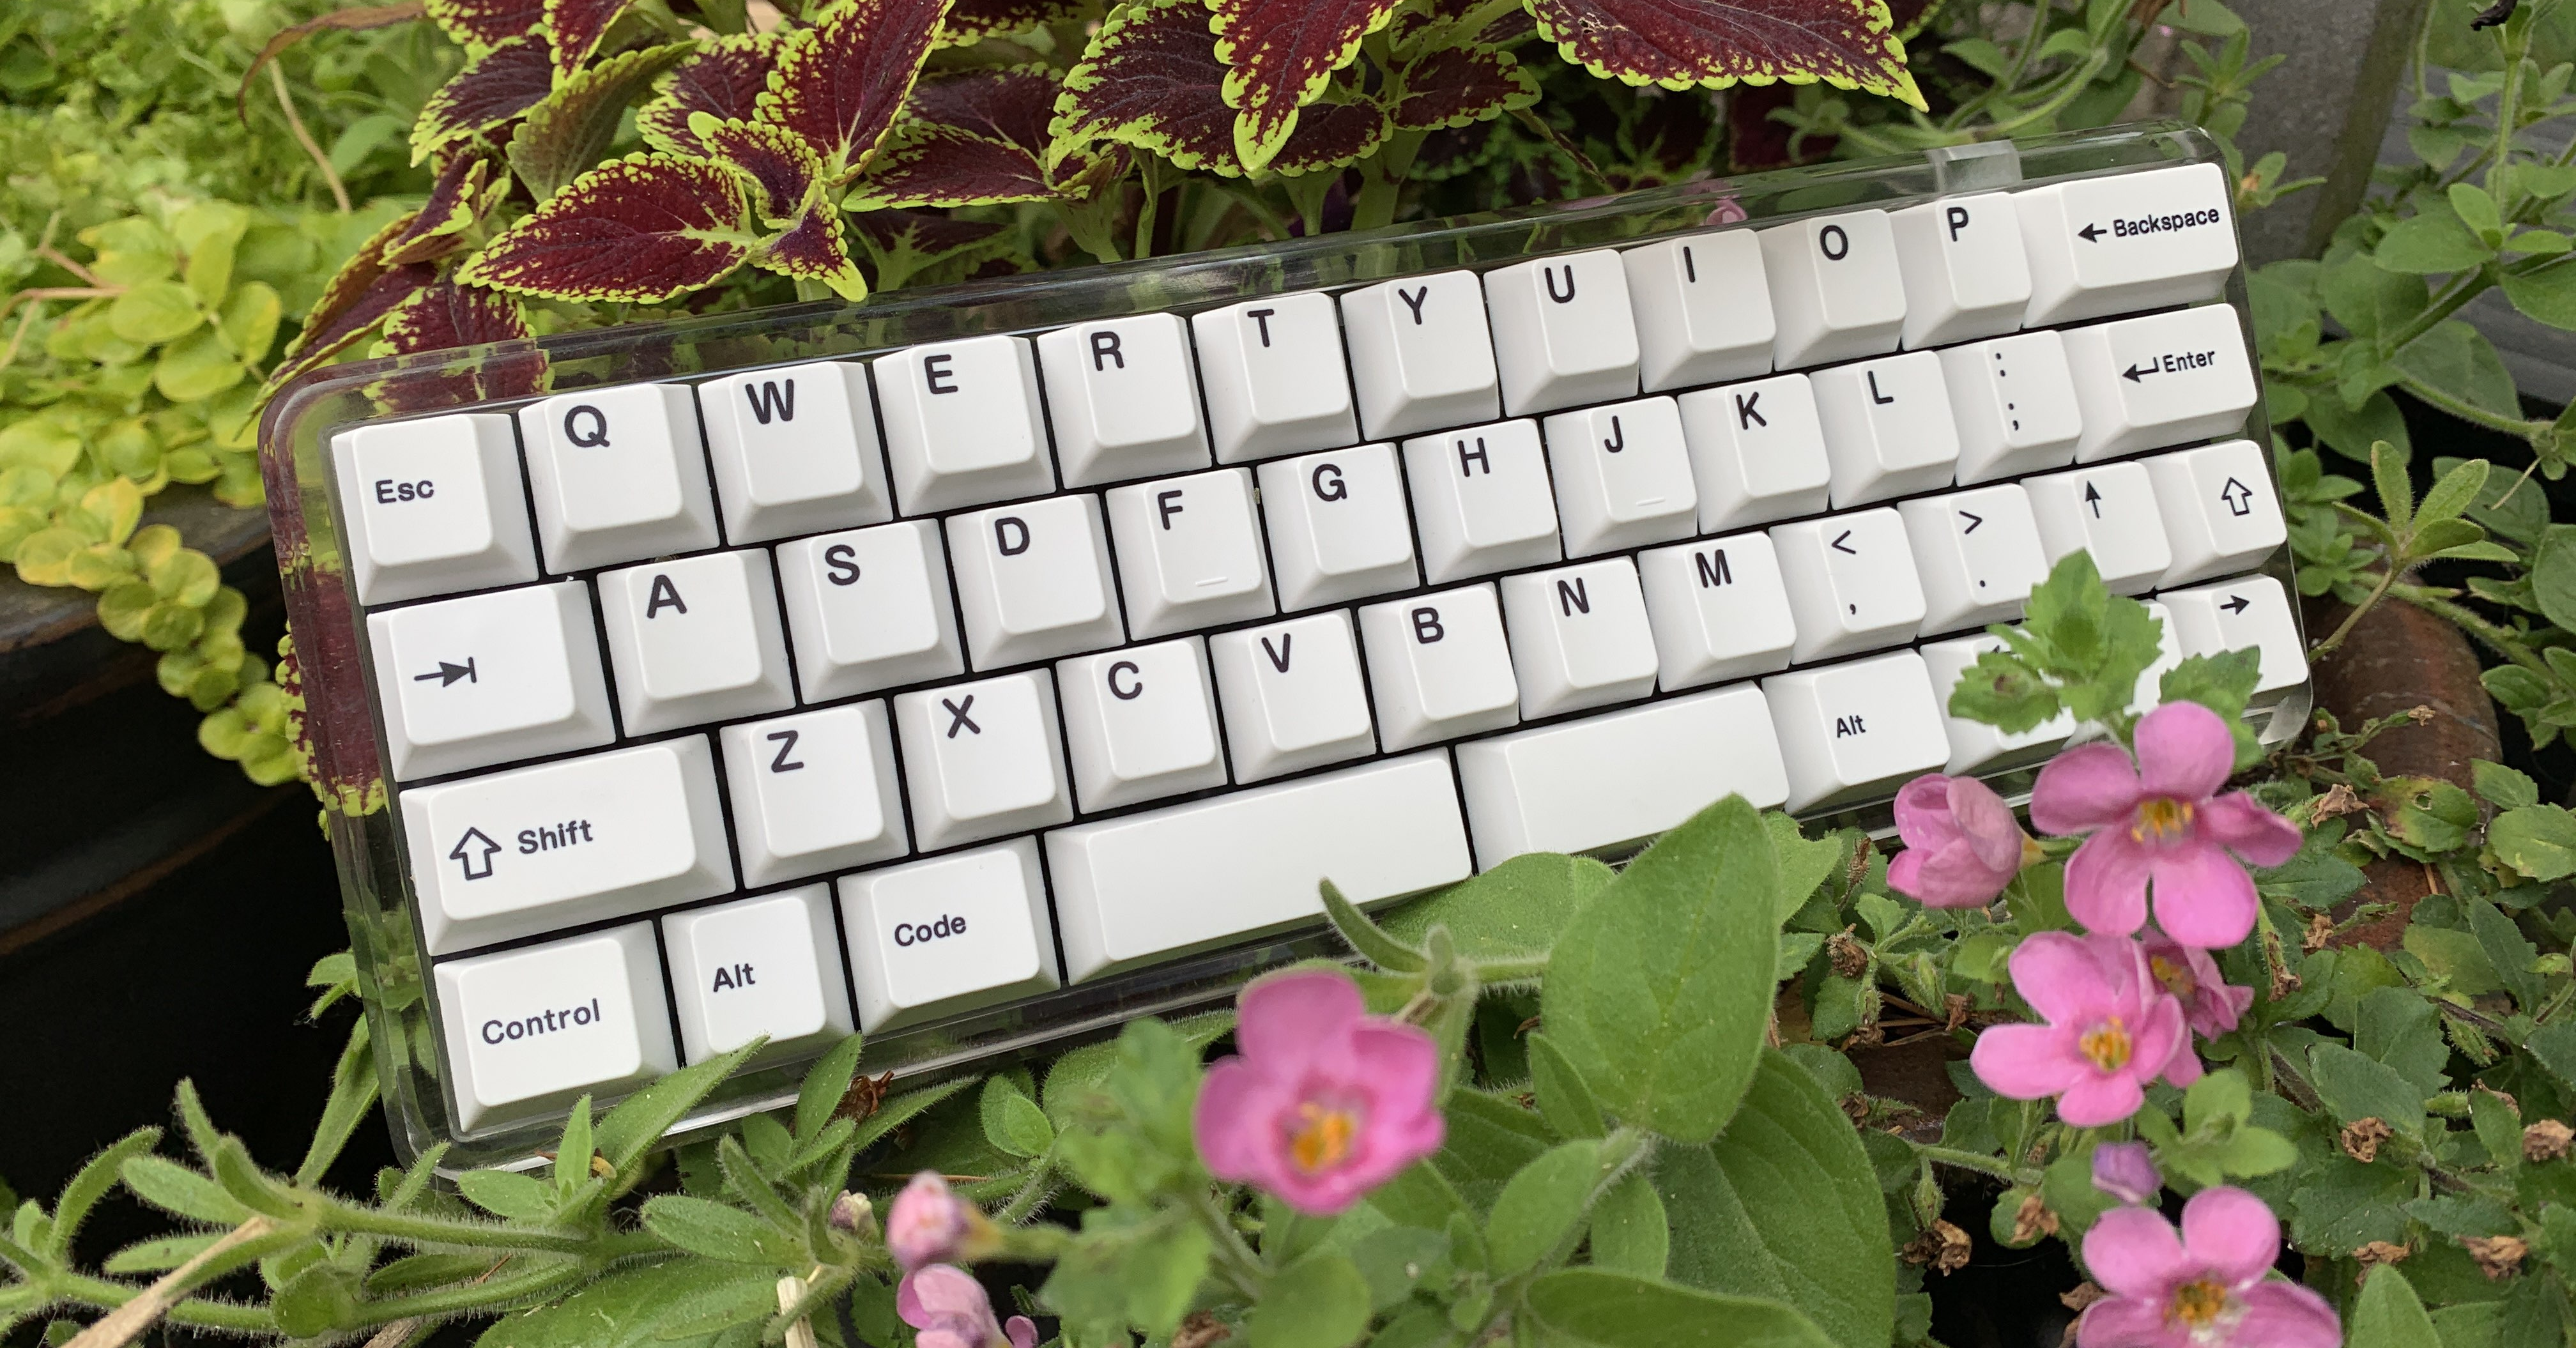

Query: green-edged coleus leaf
left=427, top=0, right=544, bottom=48
left=1208, top=0, right=1401, bottom=174
left=369, top=279, right=543, bottom=410
left=413, top=36, right=556, bottom=164
left=850, top=66, right=1100, bottom=208
left=850, top=209, right=1013, bottom=287
left=639, top=33, right=781, bottom=155
left=939, top=0, right=1092, bottom=47
left=260, top=214, right=440, bottom=396
left=758, top=0, right=955, bottom=183
left=542, top=0, right=637, bottom=82
left=1395, top=43, right=1539, bottom=131
left=699, top=116, right=824, bottom=220
left=1527, top=0, right=1922, bottom=107
left=758, top=204, right=868, bottom=298
left=509, top=42, right=696, bottom=202
left=457, top=152, right=755, bottom=301
left=383, top=153, right=504, bottom=266
left=1052, top=0, right=1388, bottom=177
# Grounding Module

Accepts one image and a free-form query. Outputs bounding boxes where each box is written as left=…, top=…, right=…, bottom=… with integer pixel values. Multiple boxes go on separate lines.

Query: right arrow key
left=2163, top=574, right=2307, bottom=700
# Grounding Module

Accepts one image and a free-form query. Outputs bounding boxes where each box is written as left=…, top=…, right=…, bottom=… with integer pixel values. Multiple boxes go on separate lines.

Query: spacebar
left=1044, top=752, right=1473, bottom=982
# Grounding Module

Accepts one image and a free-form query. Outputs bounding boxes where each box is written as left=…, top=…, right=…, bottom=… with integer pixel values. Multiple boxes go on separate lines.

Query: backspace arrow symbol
left=450, top=827, right=501, bottom=881
left=2078, top=223, right=2106, bottom=243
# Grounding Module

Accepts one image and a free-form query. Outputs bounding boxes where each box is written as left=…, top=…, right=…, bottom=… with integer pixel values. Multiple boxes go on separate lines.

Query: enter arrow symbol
left=415, top=658, right=477, bottom=687
left=1830, top=530, right=1857, bottom=555
left=2083, top=482, right=2103, bottom=517
left=2221, top=594, right=2251, bottom=615
left=448, top=827, right=501, bottom=881
left=2078, top=223, right=2106, bottom=243
left=2121, top=362, right=2151, bottom=383
left=1959, top=510, right=1984, bottom=533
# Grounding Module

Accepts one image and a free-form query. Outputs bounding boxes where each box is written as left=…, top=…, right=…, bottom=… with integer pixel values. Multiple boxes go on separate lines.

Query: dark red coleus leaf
left=1525, top=0, right=1922, bottom=107
left=262, top=261, right=441, bottom=397
left=638, top=33, right=780, bottom=155
left=542, top=0, right=636, bottom=81
left=850, top=66, right=1076, bottom=208
left=371, top=279, right=543, bottom=411
left=411, top=36, right=555, bottom=163
left=937, top=0, right=1087, bottom=45
left=1208, top=0, right=1401, bottom=174
left=382, top=155, right=497, bottom=266
left=758, top=0, right=954, bottom=182
left=700, top=117, right=824, bottom=218
left=508, top=42, right=696, bottom=201
left=427, top=0, right=545, bottom=47
left=850, top=210, right=1013, bottom=290
left=755, top=204, right=869, bottom=299
left=274, top=213, right=415, bottom=371
left=1889, top=0, right=1939, bottom=37
left=1395, top=45, right=1538, bottom=131
left=456, top=153, right=754, bottom=302
left=1268, top=98, right=1388, bottom=174
left=1054, top=0, right=1384, bottom=177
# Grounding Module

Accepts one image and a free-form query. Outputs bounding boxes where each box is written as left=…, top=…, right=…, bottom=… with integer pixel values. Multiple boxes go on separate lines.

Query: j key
left=1892, top=192, right=2034, bottom=348
left=596, top=550, right=795, bottom=734
left=1340, top=271, right=1501, bottom=439
left=1106, top=468, right=1275, bottom=637
left=1457, top=685, right=1786, bottom=866
left=775, top=521, right=965, bottom=699
left=947, top=495, right=1124, bottom=668
left=518, top=385, right=720, bottom=572
left=661, top=886, right=856, bottom=1065
left=1195, top=291, right=1358, bottom=463
left=875, top=335, right=1054, bottom=514
left=334, top=413, right=538, bottom=605
left=1485, top=250, right=1641, bottom=416
left=434, top=923, right=677, bottom=1131
left=369, top=581, right=614, bottom=781
left=1208, top=611, right=1378, bottom=783
left=2018, top=162, right=2239, bottom=326
left=1360, top=585, right=1520, bottom=749
left=1623, top=231, right=1777, bottom=394
left=1760, top=209, right=1907, bottom=367
left=1678, top=373, right=1831, bottom=530
left=1542, top=397, right=1698, bottom=557
left=1258, top=444, right=1420, bottom=609
left=1919, top=634, right=2074, bottom=773
left=1637, top=533, right=1800, bottom=689
left=1813, top=351, right=1960, bottom=507
left=2063, top=305, right=2258, bottom=462
left=1403, top=420, right=1563, bottom=583
left=1899, top=484, right=2049, bottom=634
left=2164, top=576, right=2307, bottom=697
left=698, top=361, right=894, bottom=544
left=838, top=838, right=1061, bottom=1032
left=1771, top=509, right=1928, bottom=663
left=2145, top=440, right=2287, bottom=586
left=1059, top=638, right=1229, bottom=811
left=893, top=671, right=1074, bottom=850
left=1941, top=332, right=2085, bottom=484
left=1501, top=559, right=1660, bottom=717
left=402, top=735, right=733, bottom=954
left=1764, top=650, right=1952, bottom=811
left=1036, top=314, right=1213, bottom=487
left=2023, top=461, right=2172, bottom=595
left=719, top=703, right=908, bottom=888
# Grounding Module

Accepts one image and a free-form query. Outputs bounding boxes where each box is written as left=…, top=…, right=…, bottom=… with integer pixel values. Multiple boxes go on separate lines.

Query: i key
left=1208, top=611, right=1378, bottom=783
left=894, top=671, right=1075, bottom=850
left=369, top=581, right=615, bottom=781
left=1623, top=230, right=1776, bottom=393
left=875, top=335, right=1055, bottom=513
left=1340, top=271, right=1501, bottom=439
left=1257, top=445, right=1420, bottom=609
left=698, top=361, right=894, bottom=544
left=1759, top=209, right=1906, bottom=367
left=1483, top=250, right=1641, bottom=416
left=946, top=496, right=1125, bottom=668
left=1106, top=468, right=1275, bottom=637
left=1402, top=420, right=1563, bottom=583
left=1058, top=637, right=1229, bottom=810
left=519, top=385, right=721, bottom=572
left=1037, top=314, right=1213, bottom=487
left=1195, top=291, right=1358, bottom=463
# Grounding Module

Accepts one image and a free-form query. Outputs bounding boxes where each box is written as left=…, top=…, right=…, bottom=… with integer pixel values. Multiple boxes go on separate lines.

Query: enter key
left=2061, top=304, right=2257, bottom=462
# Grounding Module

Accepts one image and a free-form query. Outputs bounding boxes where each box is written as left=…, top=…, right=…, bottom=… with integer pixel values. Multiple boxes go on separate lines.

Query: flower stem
left=2308, top=564, right=2402, bottom=662
left=1192, top=1191, right=1268, bottom=1300
left=1912, top=1143, right=2035, bottom=1186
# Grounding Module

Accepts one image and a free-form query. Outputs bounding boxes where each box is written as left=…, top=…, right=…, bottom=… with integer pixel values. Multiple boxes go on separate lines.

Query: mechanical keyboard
left=260, top=122, right=2312, bottom=1167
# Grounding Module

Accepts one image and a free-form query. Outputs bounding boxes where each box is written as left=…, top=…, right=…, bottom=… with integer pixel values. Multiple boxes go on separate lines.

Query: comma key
left=433, top=923, right=677, bottom=1133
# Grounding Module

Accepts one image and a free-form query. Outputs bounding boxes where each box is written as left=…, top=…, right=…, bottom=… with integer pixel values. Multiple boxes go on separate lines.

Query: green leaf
left=2308, top=1042, right=2427, bottom=1137
left=1526, top=1033, right=1606, bottom=1140
left=2351, top=1264, right=2442, bottom=1348
left=595, top=1040, right=762, bottom=1172
left=107, top=282, right=204, bottom=346
left=2531, top=525, right=2576, bottom=630
left=1525, top=1269, right=1836, bottom=1348
left=2474, top=760, right=2542, bottom=809
left=1486, top=1139, right=1607, bottom=1276
left=2377, top=210, right=2494, bottom=273
left=638, top=1193, right=801, bottom=1265
left=2468, top=899, right=2543, bottom=1008
left=2354, top=987, right=2450, bottom=1097
left=48, top=1128, right=161, bottom=1262
left=1379, top=851, right=1610, bottom=961
left=2523, top=1022, right=2576, bottom=1094
left=2307, top=388, right=2412, bottom=464
left=153, top=329, right=247, bottom=401
left=457, top=1169, right=553, bottom=1220
left=979, top=1075, right=1055, bottom=1158
left=1322, top=879, right=1427, bottom=972
left=1246, top=1249, right=1373, bottom=1348
left=2503, top=255, right=2576, bottom=330
left=1587, top=1172, right=1668, bottom=1278
left=794, top=1034, right=864, bottom=1142
left=117, top=1156, right=249, bottom=1224
left=2417, top=456, right=2493, bottom=526
left=2373, top=441, right=2415, bottom=535
left=473, top=1258, right=779, bottom=1348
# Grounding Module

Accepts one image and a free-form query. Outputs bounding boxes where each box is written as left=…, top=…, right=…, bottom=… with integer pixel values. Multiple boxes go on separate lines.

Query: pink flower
left=1970, top=933, right=2193, bottom=1126
left=887, top=1172, right=1002, bottom=1271
left=1889, top=774, right=2032, bottom=907
left=2030, top=702, right=2301, bottom=948
left=1193, top=969, right=1444, bottom=1216
left=2077, top=1188, right=2339, bottom=1348
left=898, top=1265, right=1036, bottom=1348
left=2142, top=930, right=2255, bottom=1040
left=1705, top=195, right=1749, bottom=225
left=2092, top=1142, right=2162, bottom=1206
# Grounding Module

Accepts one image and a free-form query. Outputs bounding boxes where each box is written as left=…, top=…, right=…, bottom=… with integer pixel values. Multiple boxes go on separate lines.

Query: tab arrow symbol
left=2218, top=477, right=2254, bottom=517
left=1959, top=510, right=1984, bottom=533
left=2221, top=594, right=2251, bottom=615
left=1830, top=530, right=1857, bottom=555
left=414, top=658, right=477, bottom=687
left=2078, top=223, right=2106, bottom=243
left=2083, top=482, right=2103, bottom=517
left=449, top=827, right=501, bottom=881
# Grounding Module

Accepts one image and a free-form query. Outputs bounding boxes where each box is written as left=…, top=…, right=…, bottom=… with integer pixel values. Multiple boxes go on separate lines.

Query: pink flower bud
left=2090, top=1142, right=2161, bottom=1206
left=887, top=1172, right=1002, bottom=1271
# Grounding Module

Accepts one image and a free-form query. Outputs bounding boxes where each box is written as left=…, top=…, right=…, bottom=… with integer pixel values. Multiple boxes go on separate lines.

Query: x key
left=896, top=672, right=1072, bottom=850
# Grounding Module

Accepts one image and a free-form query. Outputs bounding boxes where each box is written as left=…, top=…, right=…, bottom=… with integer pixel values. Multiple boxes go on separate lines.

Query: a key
left=662, top=886, right=857, bottom=1064
left=1892, top=193, right=2033, bottom=348
left=698, top=361, right=894, bottom=544
left=2023, top=462, right=2172, bottom=595
left=1208, top=611, right=1377, bottom=783
left=1771, top=509, right=1928, bottom=663
left=874, top=334, right=1054, bottom=513
left=597, top=551, right=795, bottom=734
left=1677, top=373, right=1831, bottom=530
left=1919, top=634, right=2074, bottom=773
left=1941, top=331, right=2084, bottom=484
left=1193, top=291, right=1358, bottom=463
left=1759, top=208, right=1906, bottom=367
left=1359, top=585, right=1520, bottom=749
left=893, top=671, right=1074, bottom=850
left=1402, top=420, right=1563, bottom=583
left=518, top=385, right=721, bottom=571
left=838, top=837, right=1061, bottom=1032
left=1542, top=397, right=1699, bottom=557
left=2018, top=162, right=2239, bottom=326
left=1457, top=685, right=1786, bottom=866
left=334, top=413, right=539, bottom=605
left=2062, top=305, right=2258, bottom=462
left=1637, top=533, right=1800, bottom=689
left=2163, top=576, right=2306, bottom=696
left=1257, top=444, right=1419, bottom=609
left=1813, top=351, right=1960, bottom=507
left=719, top=703, right=908, bottom=888
left=775, top=521, right=965, bottom=698
left=1105, top=468, right=1275, bottom=637
left=402, top=735, right=733, bottom=954
left=1764, top=650, right=1952, bottom=811
left=1484, top=249, right=1641, bottom=416
left=368, top=581, right=615, bottom=781
left=1340, top=270, right=1501, bottom=439
left=1500, top=559, right=1660, bottom=717
left=946, top=495, right=1124, bottom=668
left=1046, top=752, right=1471, bottom=981
left=1899, top=484, right=2049, bottom=634
left=433, top=923, right=677, bottom=1132
left=1058, top=638, right=1229, bottom=811
left=1622, top=231, right=1777, bottom=394
left=1036, top=314, right=1213, bottom=487
left=2145, top=440, right=2287, bottom=586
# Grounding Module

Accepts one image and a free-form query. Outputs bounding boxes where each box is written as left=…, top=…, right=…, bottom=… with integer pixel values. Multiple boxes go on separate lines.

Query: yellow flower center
left=2079, top=1018, right=2133, bottom=1072
left=1288, top=1102, right=1361, bottom=1174
left=2168, top=1278, right=2230, bottom=1327
left=2149, top=953, right=2198, bottom=1000
left=2131, top=797, right=2195, bottom=845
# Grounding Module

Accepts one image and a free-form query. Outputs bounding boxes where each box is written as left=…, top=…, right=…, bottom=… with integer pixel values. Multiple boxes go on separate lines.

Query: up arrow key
left=450, top=827, right=502, bottom=881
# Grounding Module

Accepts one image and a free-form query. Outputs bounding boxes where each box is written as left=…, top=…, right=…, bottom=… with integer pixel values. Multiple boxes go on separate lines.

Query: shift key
left=402, top=737, right=735, bottom=955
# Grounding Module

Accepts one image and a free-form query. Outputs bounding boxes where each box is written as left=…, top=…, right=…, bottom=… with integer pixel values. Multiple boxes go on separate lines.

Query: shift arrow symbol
left=1959, top=510, right=1984, bottom=533
left=449, top=827, right=501, bottom=881
left=2221, top=594, right=2251, bottom=615
left=2078, top=223, right=2106, bottom=243
left=415, top=658, right=477, bottom=687
left=2218, top=477, right=2254, bottom=517
left=1830, top=530, right=1857, bottom=555
left=2083, top=482, right=2103, bottom=517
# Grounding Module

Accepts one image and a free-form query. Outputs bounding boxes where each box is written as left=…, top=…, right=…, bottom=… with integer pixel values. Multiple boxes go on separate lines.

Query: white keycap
left=2018, top=162, right=2239, bottom=326
left=434, top=923, right=676, bottom=1132
left=1340, top=271, right=1501, bottom=439
left=1059, top=638, right=1227, bottom=811
left=838, top=838, right=1061, bottom=1032
left=1501, top=560, right=1660, bottom=717
left=1919, top=634, right=2075, bottom=774
left=1036, top=314, right=1212, bottom=487
left=368, top=581, right=615, bottom=781
left=1209, top=611, right=1377, bottom=783
left=946, top=495, right=1124, bottom=668
left=1678, top=374, right=1831, bottom=530
left=775, top=522, right=965, bottom=698
left=1194, top=291, right=1358, bottom=463
left=2132, top=599, right=2184, bottom=714
left=2063, top=305, right=2258, bottom=462
left=1941, top=332, right=2084, bottom=484
left=1638, top=533, right=1799, bottom=689
left=1105, top=468, right=1275, bottom=637
left=1046, top=752, right=1471, bottom=981
left=2163, top=575, right=2306, bottom=696
left=2025, top=462, right=2172, bottom=595
left=597, top=551, right=795, bottom=734
left=334, top=413, right=539, bottom=605
left=663, top=887, right=856, bottom=1064
left=719, top=703, right=908, bottom=888
left=1402, top=420, right=1563, bottom=583
left=2145, top=440, right=2287, bottom=586
left=698, top=361, right=894, bottom=544
left=402, top=736, right=733, bottom=954
left=1360, top=585, right=1519, bottom=749
left=874, top=335, right=1054, bottom=514
left=1759, top=209, right=1906, bottom=367
left=1764, top=650, right=1952, bottom=811
left=1484, top=250, right=1641, bottom=416
left=1771, top=510, right=1927, bottom=663
left=893, top=671, right=1073, bottom=850
left=1257, top=445, right=1419, bottom=609
left=1542, top=397, right=1699, bottom=556
left=1623, top=231, right=1776, bottom=393
left=1457, top=685, right=1787, bottom=867
left=518, top=385, right=721, bottom=572
left=1812, top=351, right=1959, bottom=507
left=1899, top=484, right=2049, bottom=634
left=1892, top=194, right=2034, bottom=348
